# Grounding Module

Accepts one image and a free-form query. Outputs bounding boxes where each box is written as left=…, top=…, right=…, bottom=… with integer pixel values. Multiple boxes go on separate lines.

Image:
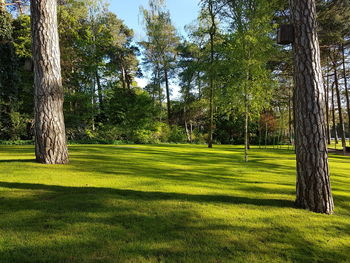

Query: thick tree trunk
left=333, top=60, right=347, bottom=154
left=31, top=0, right=69, bottom=164
left=342, top=44, right=350, bottom=144
left=290, top=0, right=333, bottom=214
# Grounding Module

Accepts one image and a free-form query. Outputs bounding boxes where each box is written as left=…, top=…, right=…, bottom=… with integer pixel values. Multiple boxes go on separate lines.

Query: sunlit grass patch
left=0, top=144, right=349, bottom=262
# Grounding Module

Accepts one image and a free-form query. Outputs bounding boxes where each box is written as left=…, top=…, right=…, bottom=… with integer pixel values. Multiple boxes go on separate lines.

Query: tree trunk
left=164, top=67, right=171, bottom=123
left=121, top=65, right=127, bottom=90
left=207, top=0, right=216, bottom=149
left=244, top=92, right=248, bottom=162
left=31, top=0, right=69, bottom=164
left=190, top=121, right=193, bottom=143
left=324, top=69, right=331, bottom=144
left=184, top=106, right=191, bottom=142
left=342, top=44, right=350, bottom=144
left=290, top=0, right=333, bottom=214
left=96, top=70, right=104, bottom=114
left=288, top=86, right=294, bottom=146
left=333, top=59, right=347, bottom=154
left=331, top=82, right=338, bottom=147
left=265, top=122, right=268, bottom=149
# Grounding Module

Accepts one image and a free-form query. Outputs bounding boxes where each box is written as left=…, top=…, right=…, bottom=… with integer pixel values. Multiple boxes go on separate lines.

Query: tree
left=140, top=0, right=179, bottom=123
left=217, top=0, right=276, bottom=161
left=202, top=0, right=218, bottom=148
left=31, top=0, right=69, bottom=164
left=290, top=0, right=333, bottom=214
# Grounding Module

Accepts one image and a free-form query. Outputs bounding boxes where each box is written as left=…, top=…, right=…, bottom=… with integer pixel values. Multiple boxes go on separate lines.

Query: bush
left=0, top=140, right=33, bottom=145
left=132, top=129, right=157, bottom=144
left=153, top=122, right=170, bottom=143
left=168, top=125, right=187, bottom=143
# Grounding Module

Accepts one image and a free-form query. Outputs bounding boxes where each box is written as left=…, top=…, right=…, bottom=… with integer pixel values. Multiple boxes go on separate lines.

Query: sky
left=109, top=0, right=200, bottom=40
left=108, top=0, right=201, bottom=98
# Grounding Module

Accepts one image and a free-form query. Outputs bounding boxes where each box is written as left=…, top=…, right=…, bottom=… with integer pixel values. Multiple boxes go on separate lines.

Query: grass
left=0, top=144, right=349, bottom=263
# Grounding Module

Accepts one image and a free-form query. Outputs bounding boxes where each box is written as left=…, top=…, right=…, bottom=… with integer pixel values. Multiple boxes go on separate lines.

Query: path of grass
left=0, top=144, right=349, bottom=263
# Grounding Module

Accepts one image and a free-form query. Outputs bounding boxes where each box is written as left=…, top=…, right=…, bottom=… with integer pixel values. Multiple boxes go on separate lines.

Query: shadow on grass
left=0, top=181, right=294, bottom=208
left=0, top=159, right=36, bottom=163
left=0, top=181, right=348, bottom=263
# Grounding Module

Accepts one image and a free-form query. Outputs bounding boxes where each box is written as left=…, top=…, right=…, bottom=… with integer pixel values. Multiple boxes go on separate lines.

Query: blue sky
left=109, top=0, right=201, bottom=41
left=108, top=0, right=201, bottom=98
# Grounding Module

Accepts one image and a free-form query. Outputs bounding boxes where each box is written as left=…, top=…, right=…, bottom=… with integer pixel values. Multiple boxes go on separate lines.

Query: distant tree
left=217, top=0, right=276, bottom=161
left=31, top=0, right=69, bottom=164
left=140, top=0, right=180, bottom=123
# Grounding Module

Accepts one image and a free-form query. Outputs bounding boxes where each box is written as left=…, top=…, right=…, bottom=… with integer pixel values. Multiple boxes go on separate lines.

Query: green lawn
left=0, top=145, right=349, bottom=263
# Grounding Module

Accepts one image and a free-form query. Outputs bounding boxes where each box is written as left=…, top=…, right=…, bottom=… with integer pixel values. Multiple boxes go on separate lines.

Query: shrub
left=168, top=125, right=187, bottom=143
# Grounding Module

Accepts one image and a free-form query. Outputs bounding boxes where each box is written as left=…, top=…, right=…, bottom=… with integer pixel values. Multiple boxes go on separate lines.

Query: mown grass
left=0, top=144, right=349, bottom=263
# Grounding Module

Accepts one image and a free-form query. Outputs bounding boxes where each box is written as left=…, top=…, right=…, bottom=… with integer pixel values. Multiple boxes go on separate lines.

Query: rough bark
left=31, top=0, right=69, bottom=164
left=290, top=0, right=333, bottom=214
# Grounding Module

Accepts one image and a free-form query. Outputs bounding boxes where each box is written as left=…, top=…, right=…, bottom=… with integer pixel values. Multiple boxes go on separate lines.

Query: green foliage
left=12, top=15, right=31, bottom=58
left=168, top=125, right=187, bottom=143
left=0, top=9, right=12, bottom=41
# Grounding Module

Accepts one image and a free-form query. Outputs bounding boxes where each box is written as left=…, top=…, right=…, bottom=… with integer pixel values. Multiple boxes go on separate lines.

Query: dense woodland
left=0, top=0, right=349, bottom=149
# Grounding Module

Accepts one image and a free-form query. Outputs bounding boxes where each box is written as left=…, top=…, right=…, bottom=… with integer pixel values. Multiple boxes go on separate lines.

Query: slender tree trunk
left=288, top=86, right=293, bottom=146
left=197, top=72, right=202, bottom=98
left=244, top=91, right=248, bottom=162
left=333, top=59, right=347, bottom=154
left=121, top=65, right=127, bottom=90
left=324, top=68, right=331, bottom=144
left=290, top=0, right=333, bottom=214
left=164, top=67, right=171, bottom=123
left=265, top=122, right=268, bottom=149
left=258, top=119, right=262, bottom=149
left=16, top=1, right=23, bottom=15
left=157, top=67, right=162, bottom=111
left=31, top=0, right=69, bottom=164
left=96, top=70, right=104, bottom=114
left=207, top=0, right=216, bottom=149
left=342, top=44, right=350, bottom=144
left=184, top=106, right=191, bottom=142
left=331, top=82, right=338, bottom=147
left=190, top=121, right=193, bottom=143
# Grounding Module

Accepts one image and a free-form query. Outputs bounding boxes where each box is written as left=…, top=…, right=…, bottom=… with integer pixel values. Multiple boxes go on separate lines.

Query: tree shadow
left=0, top=181, right=348, bottom=263
left=0, top=181, right=295, bottom=208
left=0, top=159, right=36, bottom=163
